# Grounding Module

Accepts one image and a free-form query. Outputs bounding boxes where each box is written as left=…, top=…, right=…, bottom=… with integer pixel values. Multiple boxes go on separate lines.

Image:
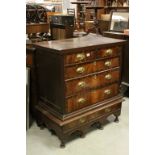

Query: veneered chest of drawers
left=33, top=33, right=126, bottom=147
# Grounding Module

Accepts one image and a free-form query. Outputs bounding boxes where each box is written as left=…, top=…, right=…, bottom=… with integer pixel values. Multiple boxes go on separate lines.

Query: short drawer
left=64, top=51, right=95, bottom=65
left=65, top=57, right=120, bottom=79
left=66, top=83, right=119, bottom=113
left=63, top=102, right=122, bottom=131
left=65, top=69, right=120, bottom=96
left=96, top=46, right=121, bottom=59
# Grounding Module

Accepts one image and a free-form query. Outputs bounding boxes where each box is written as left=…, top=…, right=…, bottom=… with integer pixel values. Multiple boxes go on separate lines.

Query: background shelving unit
left=104, top=0, right=129, bottom=14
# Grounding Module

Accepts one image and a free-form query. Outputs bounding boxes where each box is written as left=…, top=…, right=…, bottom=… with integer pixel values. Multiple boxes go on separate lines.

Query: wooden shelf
left=86, top=6, right=104, bottom=10
left=26, top=23, right=49, bottom=34
left=104, top=6, right=129, bottom=9
left=71, top=1, right=90, bottom=5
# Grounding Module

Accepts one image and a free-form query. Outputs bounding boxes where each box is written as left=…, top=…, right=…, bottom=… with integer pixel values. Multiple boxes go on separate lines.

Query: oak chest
left=33, top=33, right=126, bottom=147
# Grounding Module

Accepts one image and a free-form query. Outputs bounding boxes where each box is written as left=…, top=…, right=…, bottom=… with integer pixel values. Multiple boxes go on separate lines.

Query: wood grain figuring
left=66, top=83, right=119, bottom=113
left=64, top=57, right=120, bottom=79
left=65, top=69, right=120, bottom=96
left=97, top=46, right=121, bottom=59
left=64, top=51, right=96, bottom=65
left=64, top=46, right=121, bottom=65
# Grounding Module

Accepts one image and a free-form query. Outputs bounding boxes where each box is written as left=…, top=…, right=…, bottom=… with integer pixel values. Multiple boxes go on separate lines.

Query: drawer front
left=97, top=46, right=121, bottom=59
left=66, top=83, right=119, bottom=113
left=64, top=46, right=121, bottom=65
left=63, top=102, right=122, bottom=131
left=65, top=69, right=120, bottom=96
left=65, top=57, right=120, bottom=79
left=64, top=51, right=95, bottom=65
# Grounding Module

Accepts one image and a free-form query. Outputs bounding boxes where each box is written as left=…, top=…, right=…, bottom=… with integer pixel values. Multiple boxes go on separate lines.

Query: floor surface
left=27, top=98, right=129, bottom=155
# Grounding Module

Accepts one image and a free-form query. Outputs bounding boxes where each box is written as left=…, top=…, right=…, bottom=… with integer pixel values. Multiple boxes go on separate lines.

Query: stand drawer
left=63, top=102, right=122, bottom=132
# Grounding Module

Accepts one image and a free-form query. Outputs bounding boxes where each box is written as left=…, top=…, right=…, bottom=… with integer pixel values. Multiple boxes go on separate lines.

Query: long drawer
left=65, top=69, right=120, bottom=96
left=66, top=83, right=119, bottom=113
left=64, top=57, right=120, bottom=79
left=64, top=46, right=121, bottom=65
left=63, top=102, right=122, bottom=132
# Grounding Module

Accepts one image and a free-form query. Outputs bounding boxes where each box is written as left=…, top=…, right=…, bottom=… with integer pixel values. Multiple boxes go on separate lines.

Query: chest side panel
left=35, top=49, right=65, bottom=114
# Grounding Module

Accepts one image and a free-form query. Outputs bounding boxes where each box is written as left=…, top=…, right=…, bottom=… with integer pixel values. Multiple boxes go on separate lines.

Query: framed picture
left=109, top=11, right=129, bottom=32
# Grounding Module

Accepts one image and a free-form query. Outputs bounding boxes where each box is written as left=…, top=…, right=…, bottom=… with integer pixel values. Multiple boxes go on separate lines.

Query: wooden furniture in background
left=85, top=0, right=104, bottom=20
left=26, top=4, right=48, bottom=23
left=26, top=23, right=49, bottom=34
left=33, top=33, right=126, bottom=147
left=26, top=22, right=51, bottom=126
left=84, top=0, right=129, bottom=19
left=85, top=6, right=104, bottom=34
left=50, top=15, right=75, bottom=39
left=26, top=23, right=50, bottom=42
left=67, top=8, right=76, bottom=29
left=104, top=0, right=129, bottom=14
left=51, top=24, right=74, bottom=39
left=47, top=11, right=62, bottom=23
left=26, top=3, right=51, bottom=42
left=84, top=20, right=94, bottom=32
left=85, top=14, right=110, bottom=33
left=71, top=1, right=90, bottom=30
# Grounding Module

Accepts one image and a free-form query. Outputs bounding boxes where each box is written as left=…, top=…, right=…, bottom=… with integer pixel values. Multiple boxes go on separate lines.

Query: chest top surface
left=34, top=33, right=126, bottom=54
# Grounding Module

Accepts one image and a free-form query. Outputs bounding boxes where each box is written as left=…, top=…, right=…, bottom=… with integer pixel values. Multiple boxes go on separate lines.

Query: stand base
left=34, top=100, right=122, bottom=148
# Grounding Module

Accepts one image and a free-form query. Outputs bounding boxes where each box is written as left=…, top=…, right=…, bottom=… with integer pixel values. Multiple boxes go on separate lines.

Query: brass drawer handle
left=79, top=118, right=86, bottom=123
left=104, top=89, right=111, bottom=95
left=77, top=81, right=86, bottom=88
left=104, top=61, right=112, bottom=67
left=105, top=74, right=112, bottom=80
left=76, top=53, right=85, bottom=61
left=76, top=67, right=85, bottom=74
left=77, top=98, right=86, bottom=104
left=105, top=108, right=111, bottom=113
left=105, top=49, right=113, bottom=55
